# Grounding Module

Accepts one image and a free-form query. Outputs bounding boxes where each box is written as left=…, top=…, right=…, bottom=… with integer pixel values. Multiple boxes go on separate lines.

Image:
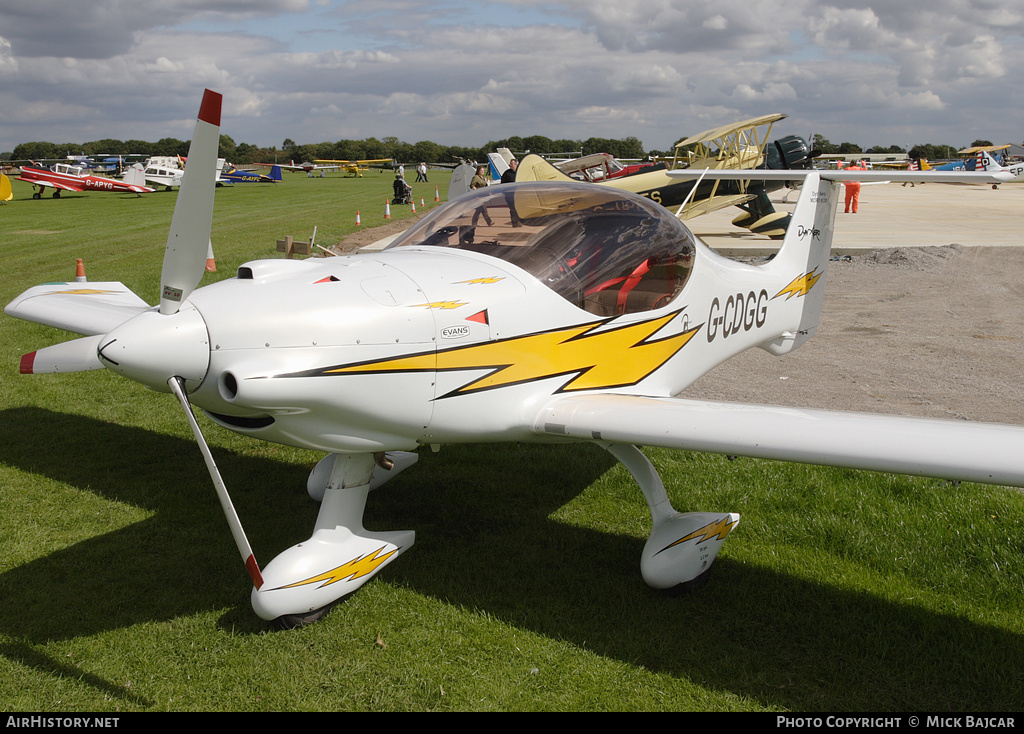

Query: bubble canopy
left=387, top=182, right=696, bottom=315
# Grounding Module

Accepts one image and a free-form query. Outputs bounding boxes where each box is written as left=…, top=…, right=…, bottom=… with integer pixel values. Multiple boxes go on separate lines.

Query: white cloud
left=1, top=0, right=1022, bottom=154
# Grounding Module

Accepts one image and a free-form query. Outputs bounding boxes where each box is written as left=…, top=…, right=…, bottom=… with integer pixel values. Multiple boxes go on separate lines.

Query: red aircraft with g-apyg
left=16, top=161, right=154, bottom=198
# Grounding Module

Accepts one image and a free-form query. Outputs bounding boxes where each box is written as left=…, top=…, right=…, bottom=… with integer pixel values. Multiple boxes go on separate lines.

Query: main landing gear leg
left=601, top=443, right=739, bottom=591
left=251, top=451, right=417, bottom=628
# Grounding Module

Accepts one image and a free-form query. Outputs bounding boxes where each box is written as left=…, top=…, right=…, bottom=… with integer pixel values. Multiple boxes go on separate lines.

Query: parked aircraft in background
left=16, top=162, right=154, bottom=198
left=487, top=148, right=516, bottom=181
left=312, top=158, right=394, bottom=177
left=555, top=153, right=656, bottom=182
left=219, top=165, right=283, bottom=183
left=971, top=150, right=1024, bottom=186
left=914, top=149, right=1022, bottom=187
left=128, top=157, right=230, bottom=190
left=516, top=114, right=817, bottom=239
left=259, top=160, right=334, bottom=175
left=263, top=159, right=392, bottom=176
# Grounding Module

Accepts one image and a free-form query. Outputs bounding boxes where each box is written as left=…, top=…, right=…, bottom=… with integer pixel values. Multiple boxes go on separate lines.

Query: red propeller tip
left=246, top=555, right=264, bottom=589
left=198, top=89, right=222, bottom=127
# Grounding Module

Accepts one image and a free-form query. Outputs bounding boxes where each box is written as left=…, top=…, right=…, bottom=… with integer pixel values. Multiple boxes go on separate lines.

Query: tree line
left=5, top=133, right=649, bottom=167
left=4, top=132, right=999, bottom=167
left=810, top=135, right=997, bottom=162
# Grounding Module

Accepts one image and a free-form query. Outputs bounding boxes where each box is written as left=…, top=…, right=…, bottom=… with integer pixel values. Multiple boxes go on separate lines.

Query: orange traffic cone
left=75, top=258, right=86, bottom=282
left=434, top=187, right=440, bottom=202
left=411, top=200, right=416, bottom=213
left=356, top=210, right=361, bottom=226
left=205, top=240, right=216, bottom=272
left=384, top=199, right=391, bottom=219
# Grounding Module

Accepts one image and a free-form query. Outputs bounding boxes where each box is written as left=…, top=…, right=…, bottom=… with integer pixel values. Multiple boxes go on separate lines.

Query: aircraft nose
left=98, top=305, right=210, bottom=391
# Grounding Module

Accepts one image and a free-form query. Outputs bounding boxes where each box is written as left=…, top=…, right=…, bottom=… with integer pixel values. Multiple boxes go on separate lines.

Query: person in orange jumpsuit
left=843, top=160, right=866, bottom=213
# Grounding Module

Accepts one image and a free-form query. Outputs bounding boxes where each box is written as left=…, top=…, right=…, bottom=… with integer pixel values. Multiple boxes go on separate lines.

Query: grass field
left=1, top=171, right=1023, bottom=712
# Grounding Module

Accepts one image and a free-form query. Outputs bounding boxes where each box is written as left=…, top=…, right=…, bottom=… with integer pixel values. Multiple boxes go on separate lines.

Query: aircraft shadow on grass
left=1, top=406, right=1021, bottom=710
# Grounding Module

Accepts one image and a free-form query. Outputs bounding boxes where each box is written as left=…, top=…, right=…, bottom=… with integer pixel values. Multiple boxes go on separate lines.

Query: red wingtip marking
left=20, top=352, right=36, bottom=374
left=467, top=310, right=489, bottom=325
left=246, top=555, right=264, bottom=589
left=198, top=89, right=222, bottom=127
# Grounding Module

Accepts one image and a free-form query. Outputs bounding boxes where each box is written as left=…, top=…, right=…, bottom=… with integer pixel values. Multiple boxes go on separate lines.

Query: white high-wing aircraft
left=975, top=150, right=1024, bottom=184
left=5, top=90, right=1020, bottom=628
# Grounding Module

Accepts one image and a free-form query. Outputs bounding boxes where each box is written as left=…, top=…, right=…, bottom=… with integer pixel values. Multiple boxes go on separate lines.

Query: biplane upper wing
left=958, top=144, right=1011, bottom=155
left=314, top=158, right=393, bottom=167
left=669, top=113, right=788, bottom=170
left=675, top=113, right=788, bottom=150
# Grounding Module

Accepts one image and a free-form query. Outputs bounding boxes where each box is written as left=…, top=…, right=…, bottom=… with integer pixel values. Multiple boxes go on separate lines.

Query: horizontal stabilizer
left=5, top=282, right=150, bottom=336
left=21, top=335, right=104, bottom=374
left=536, top=394, right=1024, bottom=488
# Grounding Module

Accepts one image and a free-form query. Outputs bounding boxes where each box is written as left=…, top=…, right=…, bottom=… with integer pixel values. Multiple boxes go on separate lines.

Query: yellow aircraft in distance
left=312, top=159, right=394, bottom=177
left=515, top=113, right=818, bottom=239
left=959, top=144, right=1011, bottom=156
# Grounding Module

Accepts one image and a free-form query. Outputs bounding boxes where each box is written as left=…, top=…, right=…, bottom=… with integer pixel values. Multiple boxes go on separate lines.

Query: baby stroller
left=392, top=175, right=413, bottom=205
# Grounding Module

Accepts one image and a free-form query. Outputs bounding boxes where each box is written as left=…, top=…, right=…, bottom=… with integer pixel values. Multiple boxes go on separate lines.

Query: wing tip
left=20, top=352, right=36, bottom=374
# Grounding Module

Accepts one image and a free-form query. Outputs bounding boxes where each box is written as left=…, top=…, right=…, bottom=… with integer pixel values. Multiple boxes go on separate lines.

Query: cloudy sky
left=1, top=0, right=1021, bottom=156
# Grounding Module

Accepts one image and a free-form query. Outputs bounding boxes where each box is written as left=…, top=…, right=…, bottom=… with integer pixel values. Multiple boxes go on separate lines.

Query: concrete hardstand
left=688, top=180, right=1024, bottom=257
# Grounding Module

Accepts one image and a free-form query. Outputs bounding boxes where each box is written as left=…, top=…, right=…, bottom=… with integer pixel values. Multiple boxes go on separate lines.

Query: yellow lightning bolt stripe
left=658, top=516, right=738, bottom=554
left=411, top=301, right=468, bottom=310
left=323, top=310, right=699, bottom=396
left=43, top=288, right=122, bottom=296
left=773, top=270, right=822, bottom=301
left=454, top=277, right=505, bottom=285
left=274, top=547, right=398, bottom=590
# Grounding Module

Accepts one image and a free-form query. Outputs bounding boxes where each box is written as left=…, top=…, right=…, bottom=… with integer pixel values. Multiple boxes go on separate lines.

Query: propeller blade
left=20, top=335, right=104, bottom=374
left=159, top=89, right=222, bottom=315
left=167, top=376, right=264, bottom=589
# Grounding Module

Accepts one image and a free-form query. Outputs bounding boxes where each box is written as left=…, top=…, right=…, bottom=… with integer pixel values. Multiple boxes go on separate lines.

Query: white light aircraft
left=974, top=150, right=1024, bottom=185
left=127, top=156, right=230, bottom=190
left=5, top=90, right=1020, bottom=628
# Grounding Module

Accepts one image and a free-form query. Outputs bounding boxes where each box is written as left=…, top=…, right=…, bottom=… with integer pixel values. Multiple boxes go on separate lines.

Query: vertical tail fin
left=270, top=165, right=283, bottom=182
left=761, top=171, right=842, bottom=354
left=514, top=154, right=576, bottom=183
left=122, top=163, right=148, bottom=188
left=975, top=150, right=1004, bottom=173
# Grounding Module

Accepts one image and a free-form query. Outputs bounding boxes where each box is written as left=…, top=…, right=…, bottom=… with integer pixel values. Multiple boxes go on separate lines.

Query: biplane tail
left=514, top=154, right=576, bottom=183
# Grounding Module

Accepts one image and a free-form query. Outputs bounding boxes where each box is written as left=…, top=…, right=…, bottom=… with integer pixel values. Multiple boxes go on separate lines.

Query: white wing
left=4, top=282, right=150, bottom=336
left=534, top=394, right=1024, bottom=487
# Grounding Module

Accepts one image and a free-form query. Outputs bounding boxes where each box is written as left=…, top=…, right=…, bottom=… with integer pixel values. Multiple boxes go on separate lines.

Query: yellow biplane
left=515, top=114, right=816, bottom=239
left=312, top=158, right=394, bottom=177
